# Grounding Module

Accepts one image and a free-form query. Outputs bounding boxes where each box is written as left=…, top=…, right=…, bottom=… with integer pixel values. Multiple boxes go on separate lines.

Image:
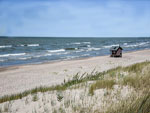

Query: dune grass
left=124, top=61, right=150, bottom=73
left=0, top=61, right=150, bottom=113
left=0, top=70, right=107, bottom=103
left=106, top=92, right=150, bottom=113
left=89, top=79, right=116, bottom=95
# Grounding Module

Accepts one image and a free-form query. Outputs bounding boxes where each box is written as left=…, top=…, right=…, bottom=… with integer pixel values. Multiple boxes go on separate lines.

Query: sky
left=0, top=0, right=150, bottom=37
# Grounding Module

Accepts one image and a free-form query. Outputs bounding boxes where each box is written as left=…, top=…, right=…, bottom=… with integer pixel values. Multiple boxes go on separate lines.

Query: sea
left=0, top=37, right=150, bottom=67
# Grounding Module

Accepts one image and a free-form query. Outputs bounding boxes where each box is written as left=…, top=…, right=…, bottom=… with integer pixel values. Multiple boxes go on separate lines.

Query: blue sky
left=0, top=0, right=150, bottom=37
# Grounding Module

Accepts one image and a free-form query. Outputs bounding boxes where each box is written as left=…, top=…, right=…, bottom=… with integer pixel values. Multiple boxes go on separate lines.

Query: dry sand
left=0, top=49, right=150, bottom=97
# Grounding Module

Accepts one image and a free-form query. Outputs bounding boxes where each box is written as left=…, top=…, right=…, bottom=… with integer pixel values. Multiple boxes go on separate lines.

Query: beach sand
left=0, top=49, right=150, bottom=97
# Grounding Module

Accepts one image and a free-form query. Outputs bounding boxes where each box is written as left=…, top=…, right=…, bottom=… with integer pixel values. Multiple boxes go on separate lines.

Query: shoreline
left=0, top=49, right=150, bottom=97
left=0, top=48, right=148, bottom=70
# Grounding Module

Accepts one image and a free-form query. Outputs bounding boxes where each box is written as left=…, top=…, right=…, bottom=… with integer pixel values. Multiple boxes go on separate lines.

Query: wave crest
left=47, top=49, right=65, bottom=53
left=0, top=45, right=12, bottom=48
left=0, top=53, right=26, bottom=57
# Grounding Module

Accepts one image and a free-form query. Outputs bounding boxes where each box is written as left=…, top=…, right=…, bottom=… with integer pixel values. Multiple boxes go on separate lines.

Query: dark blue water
left=0, top=37, right=150, bottom=67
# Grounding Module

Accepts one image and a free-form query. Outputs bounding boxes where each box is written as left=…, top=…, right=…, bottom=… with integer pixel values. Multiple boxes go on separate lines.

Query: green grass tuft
left=89, top=79, right=115, bottom=95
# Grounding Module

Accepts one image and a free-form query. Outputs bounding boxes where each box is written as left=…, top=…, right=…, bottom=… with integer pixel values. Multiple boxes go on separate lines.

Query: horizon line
left=0, top=36, right=150, bottom=38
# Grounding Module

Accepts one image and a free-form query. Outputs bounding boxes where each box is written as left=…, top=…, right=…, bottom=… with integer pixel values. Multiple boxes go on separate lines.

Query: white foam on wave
left=103, top=44, right=119, bottom=48
left=72, top=42, right=81, bottom=45
left=75, top=49, right=85, bottom=53
left=123, top=43, right=128, bottom=45
left=20, top=44, right=25, bottom=47
left=0, top=59, right=5, bottom=62
left=18, top=57, right=32, bottom=60
left=124, top=42, right=149, bottom=48
left=83, top=42, right=91, bottom=44
left=34, top=53, right=52, bottom=58
left=66, top=56, right=79, bottom=59
left=87, top=47, right=101, bottom=51
left=81, top=54, right=90, bottom=57
left=0, top=53, right=26, bottom=57
left=138, top=42, right=149, bottom=46
left=56, top=52, right=69, bottom=55
left=43, top=53, right=52, bottom=57
left=0, top=45, right=12, bottom=48
left=27, top=44, right=39, bottom=47
left=47, top=49, right=65, bottom=53
left=67, top=42, right=91, bottom=45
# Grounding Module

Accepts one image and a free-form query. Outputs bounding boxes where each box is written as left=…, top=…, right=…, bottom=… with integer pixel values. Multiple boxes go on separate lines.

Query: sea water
left=0, top=37, right=150, bottom=67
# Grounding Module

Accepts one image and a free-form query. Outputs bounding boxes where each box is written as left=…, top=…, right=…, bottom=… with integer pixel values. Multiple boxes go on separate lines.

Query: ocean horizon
left=0, top=37, right=150, bottom=67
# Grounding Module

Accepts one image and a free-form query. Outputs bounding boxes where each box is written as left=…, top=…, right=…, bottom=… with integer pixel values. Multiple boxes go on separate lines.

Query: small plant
left=89, top=84, right=94, bottom=95
left=64, top=69, right=68, bottom=72
left=53, top=72, right=58, bottom=75
left=32, top=109, right=37, bottom=113
left=51, top=100, right=56, bottom=106
left=59, top=107, right=66, bottom=113
left=79, top=66, right=83, bottom=69
left=64, top=100, right=70, bottom=108
left=104, top=90, right=110, bottom=96
left=0, top=107, right=2, bottom=113
left=4, top=103, right=10, bottom=112
left=64, top=79, right=66, bottom=83
left=44, top=106, right=49, bottom=113
left=32, top=94, right=38, bottom=102
left=25, top=97, right=29, bottom=104
left=57, top=92, right=63, bottom=102
left=52, top=109, right=57, bottom=113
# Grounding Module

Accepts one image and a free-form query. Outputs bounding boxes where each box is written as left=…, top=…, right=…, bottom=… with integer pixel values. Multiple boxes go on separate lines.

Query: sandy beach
left=0, top=49, right=150, bottom=97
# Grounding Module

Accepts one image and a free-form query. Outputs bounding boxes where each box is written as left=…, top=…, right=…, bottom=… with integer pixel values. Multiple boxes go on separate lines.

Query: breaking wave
left=67, top=42, right=91, bottom=45
left=47, top=49, right=65, bottom=53
left=27, top=44, right=39, bottom=47
left=18, top=57, right=32, bottom=60
left=0, top=45, right=12, bottom=48
left=87, top=47, right=101, bottom=51
left=0, top=53, right=26, bottom=58
left=83, top=42, right=91, bottom=44
left=0, top=59, right=5, bottom=62
left=123, top=42, right=149, bottom=48
left=103, top=44, right=119, bottom=48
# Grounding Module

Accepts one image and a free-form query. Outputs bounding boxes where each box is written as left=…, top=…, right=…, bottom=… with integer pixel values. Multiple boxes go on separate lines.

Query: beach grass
left=89, top=79, right=116, bottom=95
left=0, top=61, right=149, bottom=103
left=0, top=61, right=150, bottom=113
left=105, top=92, right=150, bottom=113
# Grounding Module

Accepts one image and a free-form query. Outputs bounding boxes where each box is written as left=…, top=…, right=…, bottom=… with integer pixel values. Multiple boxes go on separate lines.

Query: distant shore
left=0, top=49, right=150, bottom=97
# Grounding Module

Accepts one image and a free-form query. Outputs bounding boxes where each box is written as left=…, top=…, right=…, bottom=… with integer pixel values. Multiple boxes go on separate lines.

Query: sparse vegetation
left=106, top=92, right=150, bottom=113
left=64, top=69, right=68, bottom=72
left=32, top=94, right=38, bottom=102
left=89, top=79, right=116, bottom=95
left=0, top=107, right=2, bottom=113
left=57, top=92, right=63, bottom=102
left=124, top=61, right=150, bottom=73
left=3, top=103, right=10, bottom=112
left=0, top=61, right=150, bottom=113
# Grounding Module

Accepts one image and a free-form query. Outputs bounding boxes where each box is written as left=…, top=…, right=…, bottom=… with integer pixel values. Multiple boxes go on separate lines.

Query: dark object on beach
left=110, top=46, right=123, bottom=57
